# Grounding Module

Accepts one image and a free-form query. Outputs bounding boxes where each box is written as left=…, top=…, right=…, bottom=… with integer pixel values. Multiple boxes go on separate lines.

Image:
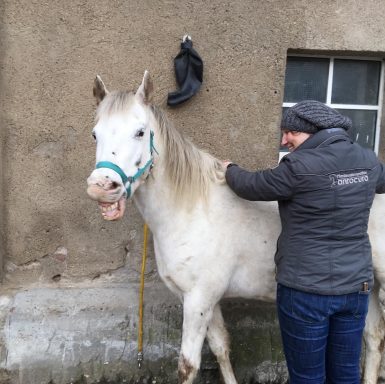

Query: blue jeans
left=276, top=284, right=370, bottom=384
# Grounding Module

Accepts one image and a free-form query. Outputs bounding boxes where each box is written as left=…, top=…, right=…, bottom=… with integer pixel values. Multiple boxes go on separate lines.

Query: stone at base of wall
left=0, top=285, right=287, bottom=384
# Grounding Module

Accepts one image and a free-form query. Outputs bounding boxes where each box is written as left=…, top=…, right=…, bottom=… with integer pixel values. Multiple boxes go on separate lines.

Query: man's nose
left=281, top=133, right=288, bottom=146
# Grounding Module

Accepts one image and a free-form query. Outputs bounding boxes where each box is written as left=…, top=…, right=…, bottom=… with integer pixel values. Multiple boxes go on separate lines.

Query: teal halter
left=95, top=131, right=158, bottom=198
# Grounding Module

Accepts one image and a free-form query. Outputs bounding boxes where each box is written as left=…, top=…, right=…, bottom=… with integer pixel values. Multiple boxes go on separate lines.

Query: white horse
left=86, top=71, right=385, bottom=384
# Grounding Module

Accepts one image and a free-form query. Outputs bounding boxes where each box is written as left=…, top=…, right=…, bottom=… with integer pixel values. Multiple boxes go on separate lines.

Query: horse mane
left=150, top=105, right=225, bottom=207
left=96, top=90, right=225, bottom=207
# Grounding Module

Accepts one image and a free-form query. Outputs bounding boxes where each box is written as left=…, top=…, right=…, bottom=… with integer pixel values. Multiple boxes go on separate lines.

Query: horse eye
left=92, top=132, right=96, bottom=140
left=136, top=129, right=145, bottom=138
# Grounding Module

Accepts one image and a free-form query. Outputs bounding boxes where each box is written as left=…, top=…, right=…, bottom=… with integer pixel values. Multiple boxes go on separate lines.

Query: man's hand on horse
left=222, top=160, right=233, bottom=170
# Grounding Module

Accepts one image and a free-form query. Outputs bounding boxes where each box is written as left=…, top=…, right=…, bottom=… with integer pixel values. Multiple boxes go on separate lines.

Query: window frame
left=281, top=54, right=385, bottom=155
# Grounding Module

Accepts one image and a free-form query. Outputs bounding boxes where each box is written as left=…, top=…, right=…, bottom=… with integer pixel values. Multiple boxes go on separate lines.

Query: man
left=224, top=100, right=385, bottom=384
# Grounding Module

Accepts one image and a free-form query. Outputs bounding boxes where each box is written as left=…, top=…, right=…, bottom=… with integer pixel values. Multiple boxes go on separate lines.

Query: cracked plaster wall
left=1, top=0, right=385, bottom=383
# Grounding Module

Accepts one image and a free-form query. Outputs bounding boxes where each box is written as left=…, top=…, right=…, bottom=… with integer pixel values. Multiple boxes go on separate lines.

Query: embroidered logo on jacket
left=329, top=171, right=369, bottom=187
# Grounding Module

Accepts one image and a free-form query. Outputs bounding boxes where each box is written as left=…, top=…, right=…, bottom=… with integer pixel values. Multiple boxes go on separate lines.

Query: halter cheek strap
left=95, top=131, right=158, bottom=199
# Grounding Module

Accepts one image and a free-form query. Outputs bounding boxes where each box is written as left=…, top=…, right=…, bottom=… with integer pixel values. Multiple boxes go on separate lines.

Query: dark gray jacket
left=226, top=128, right=385, bottom=295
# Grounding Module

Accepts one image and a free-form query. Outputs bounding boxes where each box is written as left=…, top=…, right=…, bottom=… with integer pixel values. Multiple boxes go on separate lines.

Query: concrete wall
left=1, top=1, right=385, bottom=383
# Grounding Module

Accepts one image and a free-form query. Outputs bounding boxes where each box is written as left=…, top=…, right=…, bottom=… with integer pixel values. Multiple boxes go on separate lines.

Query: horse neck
left=132, top=157, right=177, bottom=231
left=132, top=109, right=224, bottom=231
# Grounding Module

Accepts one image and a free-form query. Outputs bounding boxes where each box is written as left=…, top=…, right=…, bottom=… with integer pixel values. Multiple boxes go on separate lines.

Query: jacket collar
left=295, top=128, right=352, bottom=152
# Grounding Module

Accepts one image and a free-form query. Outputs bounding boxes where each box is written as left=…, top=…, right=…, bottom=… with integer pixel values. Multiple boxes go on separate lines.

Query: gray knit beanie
left=281, top=100, right=352, bottom=133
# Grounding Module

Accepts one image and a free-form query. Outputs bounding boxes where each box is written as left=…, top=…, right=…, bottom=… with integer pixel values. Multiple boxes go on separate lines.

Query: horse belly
left=222, top=200, right=279, bottom=301
left=224, top=256, right=276, bottom=301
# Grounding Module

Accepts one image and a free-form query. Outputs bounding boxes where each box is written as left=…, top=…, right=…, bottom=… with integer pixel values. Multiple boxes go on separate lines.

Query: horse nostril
left=111, top=181, right=120, bottom=189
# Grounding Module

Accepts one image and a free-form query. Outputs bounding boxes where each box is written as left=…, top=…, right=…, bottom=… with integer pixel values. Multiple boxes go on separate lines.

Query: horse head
left=87, top=71, right=156, bottom=221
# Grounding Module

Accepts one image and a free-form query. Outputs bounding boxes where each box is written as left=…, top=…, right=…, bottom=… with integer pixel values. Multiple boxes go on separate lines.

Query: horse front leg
left=362, top=281, right=385, bottom=384
left=178, top=290, right=216, bottom=384
left=207, top=304, right=237, bottom=384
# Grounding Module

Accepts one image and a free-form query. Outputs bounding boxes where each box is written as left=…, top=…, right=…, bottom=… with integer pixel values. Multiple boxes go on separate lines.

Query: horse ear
left=136, top=70, right=153, bottom=104
left=93, top=75, right=108, bottom=105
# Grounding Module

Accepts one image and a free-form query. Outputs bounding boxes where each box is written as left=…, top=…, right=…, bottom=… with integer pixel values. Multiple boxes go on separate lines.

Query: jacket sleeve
left=225, top=160, right=297, bottom=201
left=376, top=162, right=385, bottom=193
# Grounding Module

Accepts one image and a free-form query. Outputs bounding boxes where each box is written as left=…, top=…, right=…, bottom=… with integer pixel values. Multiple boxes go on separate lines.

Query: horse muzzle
left=87, top=174, right=127, bottom=221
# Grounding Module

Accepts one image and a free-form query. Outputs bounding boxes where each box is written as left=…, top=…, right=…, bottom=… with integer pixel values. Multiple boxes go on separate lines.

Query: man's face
left=281, top=130, right=311, bottom=152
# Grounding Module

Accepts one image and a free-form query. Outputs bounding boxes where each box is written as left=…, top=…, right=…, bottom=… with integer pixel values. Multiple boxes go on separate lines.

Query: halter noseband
left=95, top=130, right=157, bottom=198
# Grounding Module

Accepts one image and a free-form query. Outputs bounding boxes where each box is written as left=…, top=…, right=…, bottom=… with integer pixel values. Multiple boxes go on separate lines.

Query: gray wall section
left=1, top=0, right=385, bottom=383
left=0, top=0, right=6, bottom=283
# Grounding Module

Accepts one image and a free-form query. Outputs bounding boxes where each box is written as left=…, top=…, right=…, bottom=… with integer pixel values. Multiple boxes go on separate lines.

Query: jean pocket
left=353, top=290, right=370, bottom=319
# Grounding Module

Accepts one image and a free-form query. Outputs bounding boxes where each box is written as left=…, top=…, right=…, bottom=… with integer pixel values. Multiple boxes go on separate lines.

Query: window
left=281, top=55, right=384, bottom=154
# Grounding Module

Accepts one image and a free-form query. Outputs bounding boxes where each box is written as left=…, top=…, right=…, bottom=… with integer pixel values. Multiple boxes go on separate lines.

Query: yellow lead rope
left=137, top=223, right=148, bottom=368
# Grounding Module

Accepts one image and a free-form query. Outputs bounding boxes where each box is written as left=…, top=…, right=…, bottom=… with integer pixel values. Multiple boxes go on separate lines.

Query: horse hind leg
left=206, top=304, right=237, bottom=384
left=362, top=280, right=385, bottom=384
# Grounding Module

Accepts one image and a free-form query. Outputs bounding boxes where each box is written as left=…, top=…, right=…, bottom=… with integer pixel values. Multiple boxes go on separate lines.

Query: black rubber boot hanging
left=167, top=35, right=203, bottom=106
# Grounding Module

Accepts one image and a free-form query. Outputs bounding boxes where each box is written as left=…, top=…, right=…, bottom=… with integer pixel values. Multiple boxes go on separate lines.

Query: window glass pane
left=283, top=57, right=329, bottom=103
left=337, top=109, right=377, bottom=149
left=332, top=60, right=381, bottom=105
